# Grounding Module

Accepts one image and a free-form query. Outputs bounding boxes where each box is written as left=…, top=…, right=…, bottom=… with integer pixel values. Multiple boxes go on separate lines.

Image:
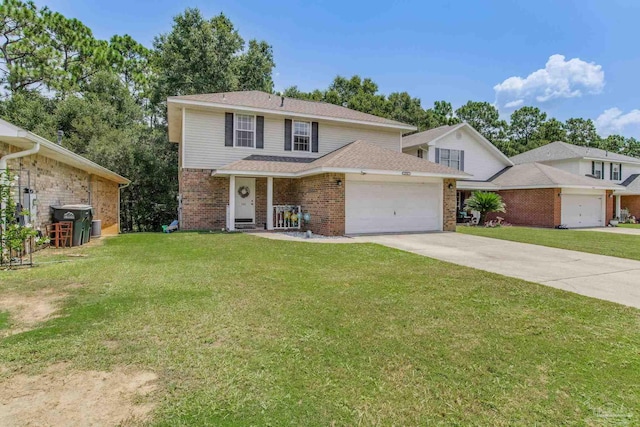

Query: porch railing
left=273, top=205, right=301, bottom=230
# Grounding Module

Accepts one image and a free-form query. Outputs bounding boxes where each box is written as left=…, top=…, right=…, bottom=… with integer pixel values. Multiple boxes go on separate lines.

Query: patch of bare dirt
left=0, top=363, right=158, bottom=426
left=0, top=290, right=65, bottom=336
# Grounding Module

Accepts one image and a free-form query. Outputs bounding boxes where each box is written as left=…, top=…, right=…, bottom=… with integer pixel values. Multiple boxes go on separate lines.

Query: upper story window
left=592, top=161, right=604, bottom=179
left=293, top=121, right=311, bottom=151
left=235, top=114, right=255, bottom=148
left=611, top=163, right=622, bottom=181
left=439, top=148, right=463, bottom=170
left=417, top=149, right=424, bottom=159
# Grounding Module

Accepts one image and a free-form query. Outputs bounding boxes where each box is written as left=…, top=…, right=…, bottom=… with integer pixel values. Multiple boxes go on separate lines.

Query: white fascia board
left=213, top=167, right=469, bottom=179
left=167, top=98, right=417, bottom=131
left=22, top=130, right=130, bottom=184
left=212, top=169, right=297, bottom=177
left=298, top=167, right=469, bottom=179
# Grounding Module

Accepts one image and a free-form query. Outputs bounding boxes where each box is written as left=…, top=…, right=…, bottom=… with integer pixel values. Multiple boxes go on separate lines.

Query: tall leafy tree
left=236, top=39, right=275, bottom=92
left=0, top=0, right=53, bottom=92
left=455, top=101, right=505, bottom=141
left=538, top=118, right=566, bottom=144
left=563, top=118, right=599, bottom=146
left=509, top=106, right=547, bottom=149
left=152, top=8, right=274, bottom=104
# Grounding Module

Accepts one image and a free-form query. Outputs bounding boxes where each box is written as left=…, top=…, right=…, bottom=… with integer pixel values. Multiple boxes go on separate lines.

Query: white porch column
left=228, top=175, right=236, bottom=231
left=267, top=176, right=274, bottom=230
left=615, top=194, right=622, bottom=219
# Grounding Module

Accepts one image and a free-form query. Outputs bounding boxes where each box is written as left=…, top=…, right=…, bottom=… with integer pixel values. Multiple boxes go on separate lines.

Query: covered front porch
left=226, top=176, right=301, bottom=231
left=221, top=173, right=346, bottom=236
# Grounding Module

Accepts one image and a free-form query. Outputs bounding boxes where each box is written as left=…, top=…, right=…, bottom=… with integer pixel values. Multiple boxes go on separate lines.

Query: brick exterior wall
left=179, top=169, right=228, bottom=230
left=487, top=188, right=561, bottom=228
left=297, top=173, right=345, bottom=236
left=0, top=141, right=119, bottom=233
left=255, top=177, right=267, bottom=230
left=621, top=195, right=640, bottom=218
left=443, top=179, right=457, bottom=231
left=605, top=190, right=615, bottom=224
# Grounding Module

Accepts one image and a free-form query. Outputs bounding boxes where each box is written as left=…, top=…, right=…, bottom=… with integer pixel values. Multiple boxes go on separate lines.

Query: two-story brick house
left=167, top=91, right=468, bottom=235
left=511, top=142, right=640, bottom=222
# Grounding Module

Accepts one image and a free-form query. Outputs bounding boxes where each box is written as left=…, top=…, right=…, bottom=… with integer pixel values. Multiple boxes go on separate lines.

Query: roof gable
left=402, top=123, right=513, bottom=166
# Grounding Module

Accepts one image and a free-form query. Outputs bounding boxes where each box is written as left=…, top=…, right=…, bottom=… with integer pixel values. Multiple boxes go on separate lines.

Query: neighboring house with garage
left=403, top=125, right=623, bottom=228
left=402, top=123, right=513, bottom=220
left=167, top=91, right=468, bottom=236
left=511, top=141, right=640, bottom=222
left=0, top=118, right=130, bottom=235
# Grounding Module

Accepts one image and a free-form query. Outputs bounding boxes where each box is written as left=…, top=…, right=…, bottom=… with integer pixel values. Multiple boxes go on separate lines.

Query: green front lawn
left=619, top=223, right=640, bottom=229
left=459, top=226, right=640, bottom=261
left=1, top=233, right=639, bottom=425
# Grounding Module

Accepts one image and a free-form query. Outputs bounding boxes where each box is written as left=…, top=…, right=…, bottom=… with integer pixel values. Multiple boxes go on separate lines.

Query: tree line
left=0, top=2, right=637, bottom=231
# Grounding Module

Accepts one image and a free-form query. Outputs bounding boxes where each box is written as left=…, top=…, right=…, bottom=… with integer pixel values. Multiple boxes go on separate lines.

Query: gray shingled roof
left=402, top=124, right=464, bottom=149
left=511, top=141, right=640, bottom=164
left=169, top=91, right=414, bottom=129
left=490, top=162, right=624, bottom=189
left=217, top=140, right=470, bottom=177
left=621, top=174, right=640, bottom=193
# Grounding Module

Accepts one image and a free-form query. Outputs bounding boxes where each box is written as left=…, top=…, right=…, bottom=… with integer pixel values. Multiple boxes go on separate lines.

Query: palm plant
left=464, top=191, right=506, bottom=225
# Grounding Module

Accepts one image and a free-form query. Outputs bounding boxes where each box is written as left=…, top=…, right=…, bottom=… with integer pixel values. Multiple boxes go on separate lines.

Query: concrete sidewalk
left=354, top=233, right=640, bottom=309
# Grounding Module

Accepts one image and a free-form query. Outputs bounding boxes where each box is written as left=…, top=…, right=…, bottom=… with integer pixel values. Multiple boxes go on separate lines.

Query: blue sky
left=37, top=0, right=640, bottom=138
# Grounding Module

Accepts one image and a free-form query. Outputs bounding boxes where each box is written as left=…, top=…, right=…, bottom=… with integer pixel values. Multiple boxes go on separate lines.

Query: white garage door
left=345, top=180, right=441, bottom=234
left=561, top=194, right=604, bottom=228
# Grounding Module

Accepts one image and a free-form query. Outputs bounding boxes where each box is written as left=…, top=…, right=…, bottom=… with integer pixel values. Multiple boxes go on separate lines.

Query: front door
left=235, top=177, right=255, bottom=224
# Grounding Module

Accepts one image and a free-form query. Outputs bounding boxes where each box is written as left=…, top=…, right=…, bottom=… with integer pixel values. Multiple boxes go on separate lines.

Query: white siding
left=183, top=109, right=402, bottom=169
left=545, top=159, right=640, bottom=183
left=422, top=127, right=508, bottom=181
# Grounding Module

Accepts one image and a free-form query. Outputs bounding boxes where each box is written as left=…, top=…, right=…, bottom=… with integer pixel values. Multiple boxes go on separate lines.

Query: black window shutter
left=610, top=163, right=613, bottom=180
left=460, top=150, right=465, bottom=171
left=591, top=161, right=595, bottom=176
left=256, top=116, right=264, bottom=149
left=284, top=119, right=292, bottom=151
left=225, top=113, right=234, bottom=147
left=434, top=147, right=440, bottom=164
left=311, top=122, right=319, bottom=152
left=619, top=164, right=622, bottom=179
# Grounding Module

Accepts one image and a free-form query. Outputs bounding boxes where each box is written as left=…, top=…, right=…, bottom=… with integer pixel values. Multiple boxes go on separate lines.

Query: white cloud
left=595, top=107, right=640, bottom=137
left=494, top=54, right=605, bottom=108
left=504, top=99, right=524, bottom=108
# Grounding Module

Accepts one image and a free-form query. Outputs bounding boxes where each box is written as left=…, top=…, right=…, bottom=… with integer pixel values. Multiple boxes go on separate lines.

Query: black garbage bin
left=51, top=204, right=94, bottom=246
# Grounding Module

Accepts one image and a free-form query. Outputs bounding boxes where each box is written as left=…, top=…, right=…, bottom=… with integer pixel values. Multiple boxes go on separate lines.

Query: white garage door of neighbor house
left=345, top=181, right=441, bottom=234
left=562, top=194, right=604, bottom=228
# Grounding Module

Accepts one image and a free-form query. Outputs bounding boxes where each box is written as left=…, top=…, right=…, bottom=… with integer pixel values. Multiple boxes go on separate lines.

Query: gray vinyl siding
left=183, top=109, right=402, bottom=169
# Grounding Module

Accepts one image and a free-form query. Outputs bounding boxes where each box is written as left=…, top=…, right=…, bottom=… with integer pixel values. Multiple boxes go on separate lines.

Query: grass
left=458, top=225, right=640, bottom=261
left=1, top=233, right=639, bottom=425
left=0, top=311, right=9, bottom=330
left=619, top=223, right=640, bottom=229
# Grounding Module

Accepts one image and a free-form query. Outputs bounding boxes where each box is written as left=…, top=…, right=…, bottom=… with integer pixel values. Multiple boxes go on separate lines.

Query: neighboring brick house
left=167, top=91, right=467, bottom=236
left=0, top=118, right=129, bottom=235
left=511, top=142, right=640, bottom=222
left=404, top=127, right=627, bottom=228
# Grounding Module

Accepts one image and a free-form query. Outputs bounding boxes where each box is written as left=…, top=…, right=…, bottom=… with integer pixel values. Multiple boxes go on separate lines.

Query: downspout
left=117, top=181, right=131, bottom=233
left=1, top=140, right=40, bottom=246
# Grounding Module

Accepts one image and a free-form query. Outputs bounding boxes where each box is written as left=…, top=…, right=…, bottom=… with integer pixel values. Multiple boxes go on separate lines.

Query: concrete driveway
left=354, top=233, right=640, bottom=309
